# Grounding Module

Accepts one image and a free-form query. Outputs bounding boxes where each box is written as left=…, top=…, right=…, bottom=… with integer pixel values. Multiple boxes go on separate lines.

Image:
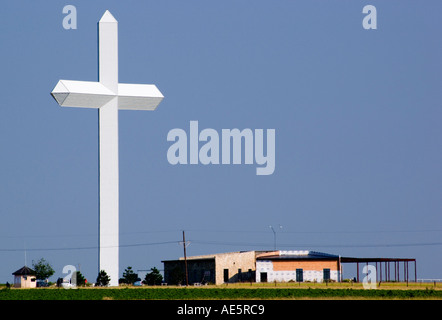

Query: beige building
left=162, top=251, right=268, bottom=285
left=12, top=266, right=37, bottom=288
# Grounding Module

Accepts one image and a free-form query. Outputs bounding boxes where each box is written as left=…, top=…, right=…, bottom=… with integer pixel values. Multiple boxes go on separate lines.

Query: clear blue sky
left=0, top=0, right=441, bottom=283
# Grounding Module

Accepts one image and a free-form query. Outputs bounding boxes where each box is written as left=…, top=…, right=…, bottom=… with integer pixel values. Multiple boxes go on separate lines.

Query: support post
left=387, top=262, right=389, bottom=281
left=379, top=261, right=382, bottom=282
left=394, top=261, right=397, bottom=281
left=375, top=262, right=378, bottom=282
left=414, top=260, right=417, bottom=283
left=404, top=261, right=406, bottom=284
left=406, top=261, right=409, bottom=286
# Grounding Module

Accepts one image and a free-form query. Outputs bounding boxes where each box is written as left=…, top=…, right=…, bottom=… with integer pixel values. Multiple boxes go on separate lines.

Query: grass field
left=1, top=282, right=441, bottom=300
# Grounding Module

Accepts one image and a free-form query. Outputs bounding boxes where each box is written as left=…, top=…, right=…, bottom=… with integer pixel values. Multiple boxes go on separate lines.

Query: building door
left=323, top=268, right=330, bottom=282
left=260, top=272, right=268, bottom=283
left=224, top=269, right=229, bottom=283
left=296, top=269, right=303, bottom=282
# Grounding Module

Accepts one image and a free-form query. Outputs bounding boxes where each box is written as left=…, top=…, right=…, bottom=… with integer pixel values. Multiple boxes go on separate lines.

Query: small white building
left=12, top=266, right=37, bottom=288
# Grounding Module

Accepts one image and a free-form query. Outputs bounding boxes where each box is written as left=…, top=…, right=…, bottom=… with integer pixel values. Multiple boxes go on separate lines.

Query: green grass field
left=1, top=282, right=441, bottom=300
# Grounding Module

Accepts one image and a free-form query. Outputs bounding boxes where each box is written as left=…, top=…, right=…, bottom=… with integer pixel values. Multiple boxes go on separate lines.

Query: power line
left=190, top=239, right=442, bottom=249
left=1, top=228, right=440, bottom=240
left=0, top=241, right=180, bottom=252
left=0, top=229, right=183, bottom=239
left=185, top=228, right=442, bottom=235
left=1, top=230, right=442, bottom=252
left=1, top=239, right=441, bottom=253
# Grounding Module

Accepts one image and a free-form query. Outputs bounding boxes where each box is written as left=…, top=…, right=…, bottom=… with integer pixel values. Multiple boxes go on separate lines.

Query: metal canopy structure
left=340, top=257, right=417, bottom=283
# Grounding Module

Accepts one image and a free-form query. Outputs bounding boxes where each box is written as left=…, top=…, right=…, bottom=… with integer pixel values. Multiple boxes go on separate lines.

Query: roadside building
left=12, top=266, right=37, bottom=288
left=163, top=249, right=416, bottom=285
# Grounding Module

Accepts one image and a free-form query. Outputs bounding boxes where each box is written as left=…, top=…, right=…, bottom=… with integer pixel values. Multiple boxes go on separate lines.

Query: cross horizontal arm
left=51, top=80, right=115, bottom=108
left=118, top=83, right=163, bottom=110
left=51, top=80, right=164, bottom=110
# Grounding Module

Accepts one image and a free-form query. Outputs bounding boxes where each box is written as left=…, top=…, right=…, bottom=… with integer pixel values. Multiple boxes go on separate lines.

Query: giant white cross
left=51, top=11, right=164, bottom=286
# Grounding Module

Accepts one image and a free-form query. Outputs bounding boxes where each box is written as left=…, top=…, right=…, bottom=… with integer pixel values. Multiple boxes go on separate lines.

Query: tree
left=75, top=271, right=86, bottom=286
left=96, top=270, right=110, bottom=286
left=32, top=258, right=55, bottom=281
left=143, top=267, right=163, bottom=286
left=122, top=266, right=138, bottom=285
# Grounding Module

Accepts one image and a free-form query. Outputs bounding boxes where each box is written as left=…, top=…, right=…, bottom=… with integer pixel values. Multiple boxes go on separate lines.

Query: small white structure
left=51, top=11, right=164, bottom=286
left=256, top=251, right=341, bottom=283
left=12, top=266, right=37, bottom=288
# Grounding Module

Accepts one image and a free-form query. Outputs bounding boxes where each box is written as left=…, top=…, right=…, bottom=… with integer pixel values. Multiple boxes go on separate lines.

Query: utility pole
left=182, top=230, right=189, bottom=286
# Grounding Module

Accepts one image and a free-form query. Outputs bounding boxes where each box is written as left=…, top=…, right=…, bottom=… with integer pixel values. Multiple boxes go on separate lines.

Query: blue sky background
left=0, top=0, right=441, bottom=283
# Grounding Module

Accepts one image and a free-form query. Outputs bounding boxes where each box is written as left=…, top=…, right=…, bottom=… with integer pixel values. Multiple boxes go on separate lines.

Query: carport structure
left=340, top=257, right=417, bottom=283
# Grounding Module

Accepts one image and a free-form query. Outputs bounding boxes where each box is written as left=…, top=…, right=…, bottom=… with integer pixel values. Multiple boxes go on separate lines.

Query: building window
left=296, top=269, right=303, bottom=282
left=224, top=269, right=229, bottom=283
left=323, top=268, right=330, bottom=282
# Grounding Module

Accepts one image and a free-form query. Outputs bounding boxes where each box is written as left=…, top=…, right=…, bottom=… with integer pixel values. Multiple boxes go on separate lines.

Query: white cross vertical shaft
left=98, top=11, right=119, bottom=287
